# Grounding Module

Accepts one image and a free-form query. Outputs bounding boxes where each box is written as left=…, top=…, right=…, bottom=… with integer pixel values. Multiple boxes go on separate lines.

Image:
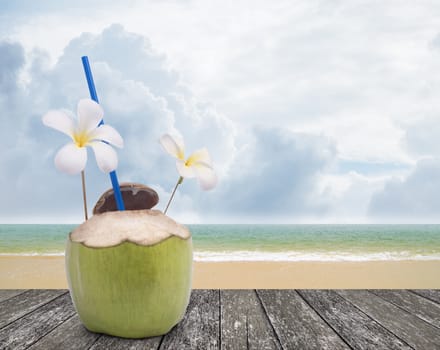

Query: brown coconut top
left=93, top=183, right=159, bottom=215
left=70, top=210, right=191, bottom=248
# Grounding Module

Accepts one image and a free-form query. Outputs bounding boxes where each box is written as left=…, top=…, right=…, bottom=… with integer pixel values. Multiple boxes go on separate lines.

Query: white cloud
left=368, top=158, right=440, bottom=222
left=403, top=115, right=440, bottom=158
left=198, top=127, right=338, bottom=222
left=4, top=1, right=440, bottom=167
left=0, top=25, right=237, bottom=222
left=292, top=112, right=411, bottom=164
left=316, top=172, right=391, bottom=223
left=1, top=1, right=440, bottom=222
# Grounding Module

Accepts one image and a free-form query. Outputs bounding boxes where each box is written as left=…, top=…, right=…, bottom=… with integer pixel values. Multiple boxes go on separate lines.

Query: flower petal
left=77, top=99, right=104, bottom=133
left=42, top=110, right=75, bottom=139
left=89, top=125, right=124, bottom=148
left=90, top=141, right=118, bottom=173
left=54, top=143, right=87, bottom=174
left=176, top=159, right=197, bottom=178
left=194, top=163, right=218, bottom=190
left=159, top=134, right=185, bottom=160
left=186, top=148, right=213, bottom=167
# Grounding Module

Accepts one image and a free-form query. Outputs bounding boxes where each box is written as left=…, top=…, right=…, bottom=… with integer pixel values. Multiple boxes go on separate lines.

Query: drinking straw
left=81, top=56, right=125, bottom=211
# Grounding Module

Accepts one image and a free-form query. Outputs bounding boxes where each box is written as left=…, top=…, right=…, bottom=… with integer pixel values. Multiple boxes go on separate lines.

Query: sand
left=1, top=256, right=439, bottom=289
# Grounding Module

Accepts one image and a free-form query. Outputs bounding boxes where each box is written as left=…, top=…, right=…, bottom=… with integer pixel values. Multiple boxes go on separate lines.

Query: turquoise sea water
left=0, top=224, right=440, bottom=261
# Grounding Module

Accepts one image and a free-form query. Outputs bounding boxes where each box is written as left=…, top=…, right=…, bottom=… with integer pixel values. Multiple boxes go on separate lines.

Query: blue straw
left=81, top=56, right=125, bottom=211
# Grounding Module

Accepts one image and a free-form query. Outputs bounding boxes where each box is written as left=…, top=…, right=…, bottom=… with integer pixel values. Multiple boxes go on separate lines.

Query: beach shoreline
left=1, top=256, right=439, bottom=289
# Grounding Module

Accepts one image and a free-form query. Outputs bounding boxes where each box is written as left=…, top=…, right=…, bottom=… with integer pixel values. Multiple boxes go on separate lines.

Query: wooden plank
left=28, top=314, right=100, bottom=350
left=410, top=289, right=440, bottom=305
left=0, top=289, right=66, bottom=329
left=160, top=289, right=220, bottom=350
left=257, top=290, right=349, bottom=349
left=371, top=289, right=440, bottom=329
left=298, top=290, right=412, bottom=350
left=0, top=290, right=27, bottom=303
left=337, top=290, right=440, bottom=350
left=0, top=292, right=76, bottom=350
left=89, top=333, right=162, bottom=350
left=220, top=290, right=281, bottom=350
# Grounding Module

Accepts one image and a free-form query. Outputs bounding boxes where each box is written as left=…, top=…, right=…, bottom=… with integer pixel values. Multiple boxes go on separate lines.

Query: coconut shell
left=93, top=182, right=159, bottom=215
left=66, top=210, right=192, bottom=338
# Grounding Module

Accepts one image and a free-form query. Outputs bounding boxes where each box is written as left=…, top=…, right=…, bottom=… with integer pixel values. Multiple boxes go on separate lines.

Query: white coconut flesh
left=70, top=209, right=191, bottom=248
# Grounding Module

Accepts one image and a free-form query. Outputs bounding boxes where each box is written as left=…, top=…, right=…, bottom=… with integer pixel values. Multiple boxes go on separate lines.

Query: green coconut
left=65, top=209, right=193, bottom=338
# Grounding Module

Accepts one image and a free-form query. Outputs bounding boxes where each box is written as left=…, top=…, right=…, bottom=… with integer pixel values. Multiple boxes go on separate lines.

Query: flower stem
left=81, top=170, right=88, bottom=221
left=164, top=176, right=183, bottom=215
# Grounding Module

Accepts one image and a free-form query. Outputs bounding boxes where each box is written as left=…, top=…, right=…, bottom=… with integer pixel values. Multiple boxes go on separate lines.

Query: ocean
left=1, top=224, right=440, bottom=262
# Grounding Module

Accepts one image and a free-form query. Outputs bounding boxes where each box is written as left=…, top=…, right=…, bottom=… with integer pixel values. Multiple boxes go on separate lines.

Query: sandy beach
left=1, top=256, right=439, bottom=289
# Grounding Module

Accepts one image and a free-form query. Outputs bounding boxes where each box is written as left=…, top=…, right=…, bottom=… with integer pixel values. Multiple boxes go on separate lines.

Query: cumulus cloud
left=0, top=25, right=237, bottom=222
left=2, top=5, right=438, bottom=223
left=368, top=109, right=440, bottom=222
left=368, top=158, right=440, bottom=222
left=3, top=1, right=439, bottom=169
left=0, top=42, right=24, bottom=95
left=403, top=116, right=440, bottom=158
left=0, top=24, right=349, bottom=223
left=317, top=171, right=390, bottom=223
left=199, top=127, right=337, bottom=222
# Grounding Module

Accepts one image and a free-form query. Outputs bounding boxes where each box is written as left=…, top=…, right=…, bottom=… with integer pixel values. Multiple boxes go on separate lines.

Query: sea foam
left=193, top=250, right=440, bottom=262
left=2, top=250, right=440, bottom=261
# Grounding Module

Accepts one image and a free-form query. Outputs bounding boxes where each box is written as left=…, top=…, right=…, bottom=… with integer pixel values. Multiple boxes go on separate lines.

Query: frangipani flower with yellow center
left=42, top=99, right=123, bottom=174
left=160, top=133, right=217, bottom=213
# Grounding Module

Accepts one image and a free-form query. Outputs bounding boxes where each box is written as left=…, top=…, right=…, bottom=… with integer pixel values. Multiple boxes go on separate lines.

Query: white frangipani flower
left=160, top=133, right=217, bottom=190
left=42, top=99, right=123, bottom=174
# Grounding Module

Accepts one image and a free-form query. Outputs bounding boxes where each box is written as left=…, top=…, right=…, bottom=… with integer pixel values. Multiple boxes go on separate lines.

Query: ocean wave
left=1, top=250, right=440, bottom=261
left=0, top=252, right=65, bottom=256
left=193, top=250, right=440, bottom=262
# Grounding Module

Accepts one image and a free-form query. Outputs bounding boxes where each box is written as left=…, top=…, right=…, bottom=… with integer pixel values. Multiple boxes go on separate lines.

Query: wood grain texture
left=89, top=333, right=162, bottom=350
left=159, top=289, right=220, bottom=350
left=220, top=290, right=281, bottom=350
left=0, top=293, right=75, bottom=350
left=28, top=314, right=100, bottom=350
left=1, top=289, right=439, bottom=350
left=411, top=289, right=440, bottom=305
left=0, top=290, right=27, bottom=303
left=298, top=290, right=413, bottom=350
left=257, top=290, right=349, bottom=349
left=337, top=290, right=440, bottom=350
left=0, top=289, right=65, bottom=329
left=371, top=289, right=440, bottom=329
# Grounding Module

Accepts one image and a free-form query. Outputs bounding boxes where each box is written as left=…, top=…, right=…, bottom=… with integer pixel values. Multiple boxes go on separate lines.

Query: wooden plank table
left=0, top=289, right=439, bottom=349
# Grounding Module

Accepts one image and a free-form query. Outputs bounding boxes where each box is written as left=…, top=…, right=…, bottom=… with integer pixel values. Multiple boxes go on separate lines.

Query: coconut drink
left=66, top=209, right=193, bottom=338
left=42, top=58, right=217, bottom=339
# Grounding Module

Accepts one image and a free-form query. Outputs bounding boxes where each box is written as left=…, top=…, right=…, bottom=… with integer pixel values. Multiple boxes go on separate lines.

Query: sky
left=1, top=0, right=440, bottom=223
